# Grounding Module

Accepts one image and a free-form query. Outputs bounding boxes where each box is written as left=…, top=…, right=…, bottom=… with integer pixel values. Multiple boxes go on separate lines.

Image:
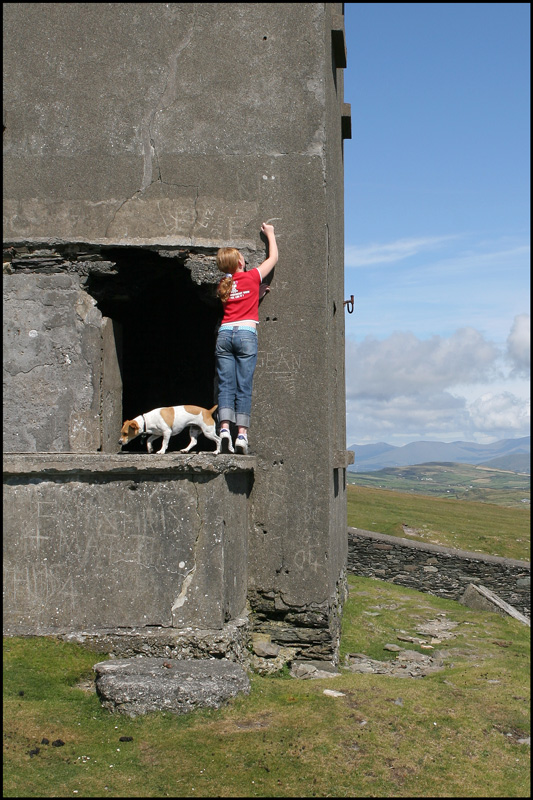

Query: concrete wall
left=3, top=453, right=253, bottom=647
left=348, top=528, right=530, bottom=618
left=3, top=271, right=123, bottom=453
left=3, top=3, right=352, bottom=663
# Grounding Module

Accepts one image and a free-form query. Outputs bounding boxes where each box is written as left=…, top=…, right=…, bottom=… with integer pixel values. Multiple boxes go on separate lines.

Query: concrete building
left=3, top=3, right=353, bottom=668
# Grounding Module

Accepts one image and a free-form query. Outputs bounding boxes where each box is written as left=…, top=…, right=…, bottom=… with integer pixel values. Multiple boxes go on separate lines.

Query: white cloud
left=345, top=235, right=459, bottom=268
left=346, top=328, right=499, bottom=398
left=506, top=313, right=530, bottom=376
left=346, top=389, right=530, bottom=446
left=345, top=322, right=530, bottom=445
left=468, top=392, right=530, bottom=436
left=346, top=392, right=471, bottom=446
left=344, top=236, right=530, bottom=348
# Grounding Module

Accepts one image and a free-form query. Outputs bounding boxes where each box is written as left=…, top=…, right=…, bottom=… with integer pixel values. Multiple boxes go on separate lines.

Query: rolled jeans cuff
left=218, top=407, right=236, bottom=424
left=235, top=412, right=251, bottom=428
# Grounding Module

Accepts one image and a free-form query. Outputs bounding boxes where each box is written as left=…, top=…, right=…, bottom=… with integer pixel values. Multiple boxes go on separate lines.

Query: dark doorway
left=85, top=247, right=222, bottom=451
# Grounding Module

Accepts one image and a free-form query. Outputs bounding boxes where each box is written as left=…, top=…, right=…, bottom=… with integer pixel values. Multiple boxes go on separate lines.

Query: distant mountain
left=347, top=436, right=530, bottom=473
left=479, top=453, right=530, bottom=474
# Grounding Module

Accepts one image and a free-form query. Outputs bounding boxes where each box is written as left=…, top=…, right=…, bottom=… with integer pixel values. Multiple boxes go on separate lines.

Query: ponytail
left=217, top=273, right=234, bottom=303
left=216, top=247, right=241, bottom=304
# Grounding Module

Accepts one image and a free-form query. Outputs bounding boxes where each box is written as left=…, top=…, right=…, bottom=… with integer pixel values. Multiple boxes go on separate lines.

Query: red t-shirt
left=221, top=268, right=261, bottom=324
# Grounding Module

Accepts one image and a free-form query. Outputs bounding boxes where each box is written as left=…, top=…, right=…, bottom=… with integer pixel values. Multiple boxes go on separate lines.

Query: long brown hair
left=216, top=247, right=241, bottom=303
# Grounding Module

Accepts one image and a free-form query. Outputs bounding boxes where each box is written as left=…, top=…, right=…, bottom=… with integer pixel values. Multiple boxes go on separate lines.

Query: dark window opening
left=85, top=247, right=222, bottom=452
left=333, top=467, right=339, bottom=498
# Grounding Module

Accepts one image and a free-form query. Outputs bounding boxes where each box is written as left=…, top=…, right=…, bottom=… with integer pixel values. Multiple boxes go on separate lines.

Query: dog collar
left=141, top=414, right=147, bottom=433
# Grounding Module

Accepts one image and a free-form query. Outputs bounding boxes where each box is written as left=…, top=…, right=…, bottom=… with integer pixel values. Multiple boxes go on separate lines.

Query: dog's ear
left=121, top=420, right=139, bottom=436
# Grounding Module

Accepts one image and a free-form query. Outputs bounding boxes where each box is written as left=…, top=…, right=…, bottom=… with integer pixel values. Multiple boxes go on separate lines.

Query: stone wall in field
left=348, top=527, right=530, bottom=618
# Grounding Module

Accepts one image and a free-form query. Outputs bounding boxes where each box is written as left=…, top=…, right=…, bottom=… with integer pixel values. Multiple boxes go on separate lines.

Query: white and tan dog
left=119, top=405, right=221, bottom=454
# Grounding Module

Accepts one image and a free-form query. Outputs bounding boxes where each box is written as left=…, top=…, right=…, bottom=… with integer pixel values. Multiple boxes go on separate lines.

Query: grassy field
left=3, top=575, right=530, bottom=798
left=347, top=463, right=530, bottom=508
left=347, top=484, right=530, bottom=561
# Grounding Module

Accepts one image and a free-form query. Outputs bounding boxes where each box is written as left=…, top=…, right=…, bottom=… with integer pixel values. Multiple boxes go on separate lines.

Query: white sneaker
left=235, top=434, right=249, bottom=455
left=219, top=429, right=234, bottom=453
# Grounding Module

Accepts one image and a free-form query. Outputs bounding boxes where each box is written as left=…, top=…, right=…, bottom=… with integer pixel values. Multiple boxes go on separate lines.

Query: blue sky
left=342, top=2, right=530, bottom=447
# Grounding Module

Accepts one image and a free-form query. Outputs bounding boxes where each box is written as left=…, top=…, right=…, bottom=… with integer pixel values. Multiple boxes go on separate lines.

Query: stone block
left=459, top=584, right=530, bottom=626
left=94, top=657, right=250, bottom=717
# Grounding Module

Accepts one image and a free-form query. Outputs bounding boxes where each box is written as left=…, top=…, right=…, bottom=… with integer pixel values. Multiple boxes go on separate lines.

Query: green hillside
left=347, top=483, right=530, bottom=562
left=480, top=453, right=530, bottom=473
left=347, top=462, right=530, bottom=508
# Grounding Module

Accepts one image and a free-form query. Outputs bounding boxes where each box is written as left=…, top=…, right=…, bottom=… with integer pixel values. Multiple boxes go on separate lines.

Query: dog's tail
left=209, top=405, right=218, bottom=415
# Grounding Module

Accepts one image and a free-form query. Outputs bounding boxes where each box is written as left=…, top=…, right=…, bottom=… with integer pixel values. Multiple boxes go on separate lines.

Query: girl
left=215, top=222, right=278, bottom=454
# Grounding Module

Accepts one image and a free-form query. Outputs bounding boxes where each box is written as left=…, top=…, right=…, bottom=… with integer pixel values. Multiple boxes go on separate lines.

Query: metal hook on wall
left=344, top=295, right=354, bottom=314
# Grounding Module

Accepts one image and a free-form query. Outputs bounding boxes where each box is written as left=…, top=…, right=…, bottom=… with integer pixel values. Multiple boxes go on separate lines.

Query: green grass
left=3, top=576, right=530, bottom=798
left=346, top=462, right=530, bottom=507
left=347, top=484, right=530, bottom=561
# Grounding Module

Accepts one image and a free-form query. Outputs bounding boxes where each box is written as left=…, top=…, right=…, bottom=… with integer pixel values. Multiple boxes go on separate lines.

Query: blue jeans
left=215, top=327, right=258, bottom=427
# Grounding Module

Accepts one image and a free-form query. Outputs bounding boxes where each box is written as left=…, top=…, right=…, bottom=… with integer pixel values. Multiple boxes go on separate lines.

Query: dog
left=119, top=405, right=221, bottom=454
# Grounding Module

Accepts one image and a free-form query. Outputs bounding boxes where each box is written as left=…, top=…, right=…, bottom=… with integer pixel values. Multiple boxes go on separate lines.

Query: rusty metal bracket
left=344, top=295, right=354, bottom=313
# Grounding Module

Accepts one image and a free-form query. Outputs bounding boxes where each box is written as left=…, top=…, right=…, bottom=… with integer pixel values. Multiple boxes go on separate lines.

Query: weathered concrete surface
left=3, top=454, right=253, bottom=635
left=3, top=3, right=342, bottom=244
left=3, top=3, right=351, bottom=662
left=459, top=584, right=531, bottom=626
left=3, top=272, right=118, bottom=453
left=94, top=657, right=250, bottom=717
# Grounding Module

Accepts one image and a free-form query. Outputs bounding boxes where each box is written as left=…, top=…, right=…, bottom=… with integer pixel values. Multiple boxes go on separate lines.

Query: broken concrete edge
left=4, top=576, right=348, bottom=675
left=4, top=240, right=265, bottom=286
left=246, top=572, right=347, bottom=666
left=3, top=236, right=258, bottom=252
left=3, top=618, right=342, bottom=682
left=54, top=616, right=254, bottom=661
left=459, top=583, right=531, bottom=626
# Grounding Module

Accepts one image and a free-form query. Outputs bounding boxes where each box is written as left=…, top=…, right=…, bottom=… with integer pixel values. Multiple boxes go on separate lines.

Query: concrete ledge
left=3, top=452, right=256, bottom=477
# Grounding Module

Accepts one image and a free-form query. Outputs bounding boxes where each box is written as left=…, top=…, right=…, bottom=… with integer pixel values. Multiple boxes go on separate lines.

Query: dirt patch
left=207, top=712, right=273, bottom=734
left=76, top=678, right=96, bottom=693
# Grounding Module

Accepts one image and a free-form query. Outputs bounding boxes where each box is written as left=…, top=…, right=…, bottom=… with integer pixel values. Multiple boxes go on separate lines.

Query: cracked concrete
left=171, top=478, right=202, bottom=626
left=141, top=7, right=197, bottom=192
